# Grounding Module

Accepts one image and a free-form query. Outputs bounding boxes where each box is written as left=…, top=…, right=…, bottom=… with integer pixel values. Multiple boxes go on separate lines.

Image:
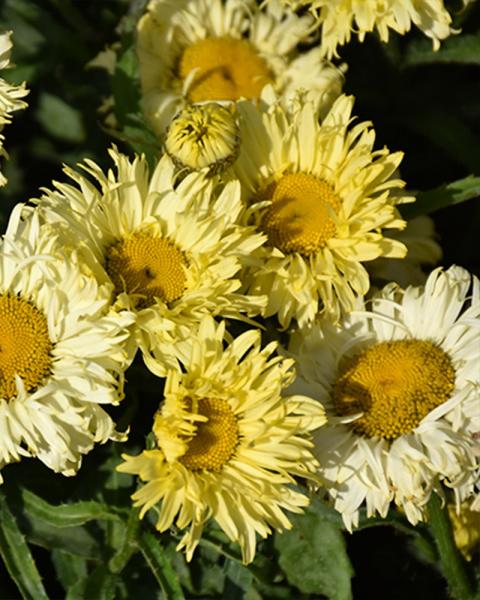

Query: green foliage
left=0, top=491, right=49, bottom=600
left=402, top=176, right=480, bottom=219
left=275, top=497, right=353, bottom=599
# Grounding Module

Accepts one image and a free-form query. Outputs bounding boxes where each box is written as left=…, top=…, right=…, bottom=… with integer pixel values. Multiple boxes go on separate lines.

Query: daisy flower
left=118, top=316, right=326, bottom=563
left=34, top=148, right=266, bottom=375
left=288, top=266, right=480, bottom=530
left=0, top=31, right=28, bottom=186
left=136, top=0, right=343, bottom=135
left=271, top=0, right=456, bottom=58
left=0, top=206, right=133, bottom=480
left=232, top=91, right=412, bottom=328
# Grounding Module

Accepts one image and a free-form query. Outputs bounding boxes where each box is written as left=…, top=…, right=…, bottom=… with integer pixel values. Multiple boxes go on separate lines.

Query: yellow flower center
left=333, top=339, right=455, bottom=440
left=106, top=233, right=187, bottom=307
left=260, top=173, right=341, bottom=255
left=180, top=398, right=239, bottom=472
left=0, top=294, right=53, bottom=400
left=179, top=36, right=273, bottom=103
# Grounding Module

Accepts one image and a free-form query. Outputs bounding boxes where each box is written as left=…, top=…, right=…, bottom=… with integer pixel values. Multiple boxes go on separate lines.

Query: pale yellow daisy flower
left=118, top=316, right=326, bottom=564
left=272, top=0, right=456, bottom=58
left=232, top=91, right=412, bottom=328
left=0, top=31, right=28, bottom=186
left=288, top=266, right=480, bottom=530
left=34, top=148, right=266, bottom=375
left=0, top=206, right=133, bottom=480
left=136, top=0, right=343, bottom=135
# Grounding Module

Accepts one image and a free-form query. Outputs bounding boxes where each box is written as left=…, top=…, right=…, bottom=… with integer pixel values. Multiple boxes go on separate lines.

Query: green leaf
left=108, top=509, right=140, bottom=573
left=402, top=176, right=480, bottom=219
left=51, top=549, right=87, bottom=592
left=0, top=491, right=49, bottom=600
left=138, top=531, right=185, bottom=599
left=22, top=515, right=104, bottom=559
left=275, top=497, right=353, bottom=600
left=112, top=38, right=141, bottom=126
left=35, top=92, right=86, bottom=143
left=21, top=486, right=123, bottom=527
left=67, top=565, right=118, bottom=600
left=405, top=34, right=480, bottom=67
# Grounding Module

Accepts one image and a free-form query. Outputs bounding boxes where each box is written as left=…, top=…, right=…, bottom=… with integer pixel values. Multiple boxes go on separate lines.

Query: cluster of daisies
left=0, top=0, right=478, bottom=565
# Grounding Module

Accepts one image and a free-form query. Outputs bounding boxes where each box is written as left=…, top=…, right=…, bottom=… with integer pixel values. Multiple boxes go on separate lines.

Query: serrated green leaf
left=405, top=34, right=480, bottom=66
left=402, top=176, right=480, bottom=219
left=0, top=491, right=49, bottom=600
left=21, top=486, right=123, bottom=527
left=275, top=497, right=353, bottom=600
left=35, top=92, right=85, bottom=143
left=138, top=531, right=185, bottom=599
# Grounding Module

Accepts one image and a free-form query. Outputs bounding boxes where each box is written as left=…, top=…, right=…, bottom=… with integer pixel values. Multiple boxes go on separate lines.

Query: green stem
left=428, top=493, right=474, bottom=600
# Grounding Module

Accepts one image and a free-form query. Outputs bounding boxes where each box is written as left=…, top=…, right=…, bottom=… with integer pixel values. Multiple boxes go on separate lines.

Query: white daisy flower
left=136, top=0, right=343, bottom=135
left=0, top=206, right=133, bottom=480
left=288, top=266, right=480, bottom=529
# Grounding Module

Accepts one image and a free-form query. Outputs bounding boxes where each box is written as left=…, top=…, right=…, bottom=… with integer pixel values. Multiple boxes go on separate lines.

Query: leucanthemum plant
left=232, top=90, right=412, bottom=328
left=136, top=0, right=344, bottom=135
left=34, top=147, right=266, bottom=375
left=269, top=0, right=457, bottom=58
left=288, top=266, right=480, bottom=530
left=0, top=206, right=133, bottom=480
left=0, top=31, right=28, bottom=186
left=118, top=316, right=326, bottom=564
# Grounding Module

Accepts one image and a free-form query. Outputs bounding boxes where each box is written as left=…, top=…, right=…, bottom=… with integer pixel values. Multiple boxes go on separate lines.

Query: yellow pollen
left=180, top=397, right=239, bottom=472
left=260, top=173, right=341, bottom=255
left=106, top=234, right=187, bottom=307
left=333, top=339, right=455, bottom=440
left=0, top=294, right=53, bottom=400
left=179, top=36, right=273, bottom=103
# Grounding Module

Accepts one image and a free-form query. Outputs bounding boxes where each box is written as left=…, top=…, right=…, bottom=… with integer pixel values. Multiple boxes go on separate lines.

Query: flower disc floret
left=334, top=339, right=455, bottom=440
left=179, top=36, right=272, bottom=102
left=261, top=173, right=341, bottom=255
left=106, top=233, right=187, bottom=307
left=0, top=294, right=53, bottom=399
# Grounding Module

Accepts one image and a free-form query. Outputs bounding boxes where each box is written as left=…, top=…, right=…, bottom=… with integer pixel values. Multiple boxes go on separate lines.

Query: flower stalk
left=428, top=493, right=475, bottom=600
